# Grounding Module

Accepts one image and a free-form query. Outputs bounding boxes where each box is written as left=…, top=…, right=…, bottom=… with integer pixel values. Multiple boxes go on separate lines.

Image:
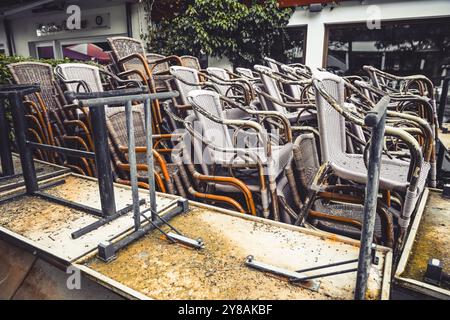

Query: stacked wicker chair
left=54, top=62, right=181, bottom=193
left=107, top=36, right=184, bottom=134
left=7, top=61, right=91, bottom=174
left=5, top=35, right=438, bottom=255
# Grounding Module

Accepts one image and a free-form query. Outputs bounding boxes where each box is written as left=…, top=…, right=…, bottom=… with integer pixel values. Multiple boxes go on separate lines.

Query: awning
left=63, top=43, right=110, bottom=62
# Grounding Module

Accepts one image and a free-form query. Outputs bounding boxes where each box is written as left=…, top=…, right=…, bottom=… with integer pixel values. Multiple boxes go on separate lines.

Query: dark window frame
left=272, top=24, right=308, bottom=64
left=323, top=17, right=450, bottom=82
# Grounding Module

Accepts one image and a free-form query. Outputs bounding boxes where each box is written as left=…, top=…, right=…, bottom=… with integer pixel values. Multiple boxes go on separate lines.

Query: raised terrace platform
left=0, top=161, right=392, bottom=300
left=395, top=188, right=450, bottom=299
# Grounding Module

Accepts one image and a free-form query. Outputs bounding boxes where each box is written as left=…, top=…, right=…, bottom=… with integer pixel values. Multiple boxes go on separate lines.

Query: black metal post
left=0, top=97, right=14, bottom=176
left=438, top=75, right=450, bottom=128
left=89, top=104, right=116, bottom=216
left=354, top=96, right=389, bottom=300
left=8, top=89, right=38, bottom=193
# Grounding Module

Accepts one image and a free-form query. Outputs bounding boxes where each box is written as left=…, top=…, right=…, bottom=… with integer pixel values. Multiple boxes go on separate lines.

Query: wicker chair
left=364, top=65, right=435, bottom=99
left=254, top=65, right=316, bottom=126
left=105, top=106, right=180, bottom=194
left=55, top=62, right=178, bottom=193
left=55, top=63, right=113, bottom=176
left=206, top=67, right=255, bottom=102
left=107, top=36, right=183, bottom=133
left=309, top=70, right=432, bottom=248
left=107, top=36, right=181, bottom=87
left=8, top=62, right=74, bottom=167
left=168, top=66, right=253, bottom=116
left=236, top=67, right=261, bottom=84
left=186, top=89, right=294, bottom=220
left=352, top=78, right=437, bottom=187
left=264, top=57, right=312, bottom=76
left=180, top=55, right=201, bottom=71
left=280, top=64, right=314, bottom=102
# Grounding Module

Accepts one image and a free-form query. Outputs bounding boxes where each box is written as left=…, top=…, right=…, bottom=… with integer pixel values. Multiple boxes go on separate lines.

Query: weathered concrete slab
left=80, top=204, right=392, bottom=300
left=396, top=188, right=450, bottom=299
left=0, top=172, right=391, bottom=300
left=0, top=174, right=176, bottom=262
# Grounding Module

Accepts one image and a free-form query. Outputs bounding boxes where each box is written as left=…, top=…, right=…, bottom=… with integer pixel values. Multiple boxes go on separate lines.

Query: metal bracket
left=245, top=255, right=321, bottom=292
left=97, top=198, right=196, bottom=262
left=371, top=244, right=379, bottom=265
left=166, top=232, right=204, bottom=249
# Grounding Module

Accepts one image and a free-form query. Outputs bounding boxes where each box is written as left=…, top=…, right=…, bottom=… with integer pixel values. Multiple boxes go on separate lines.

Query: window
left=271, top=26, right=307, bottom=64
left=36, top=43, right=55, bottom=59
left=325, top=18, right=450, bottom=84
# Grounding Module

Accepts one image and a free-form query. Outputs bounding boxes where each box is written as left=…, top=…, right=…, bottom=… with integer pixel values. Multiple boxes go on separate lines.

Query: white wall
left=289, top=0, right=450, bottom=68
left=208, top=56, right=233, bottom=71
left=130, top=2, right=148, bottom=41
left=7, top=1, right=128, bottom=57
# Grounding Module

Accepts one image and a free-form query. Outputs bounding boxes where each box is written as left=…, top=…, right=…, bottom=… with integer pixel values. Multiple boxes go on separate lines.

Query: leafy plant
left=0, top=54, right=74, bottom=84
left=148, top=0, right=294, bottom=68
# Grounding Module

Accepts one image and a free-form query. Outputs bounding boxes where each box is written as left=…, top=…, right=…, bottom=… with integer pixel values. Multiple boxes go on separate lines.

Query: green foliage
left=148, top=0, right=294, bottom=67
left=0, top=54, right=73, bottom=84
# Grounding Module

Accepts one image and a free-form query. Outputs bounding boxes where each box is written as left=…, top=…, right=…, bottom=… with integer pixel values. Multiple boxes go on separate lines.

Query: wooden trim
left=322, top=24, right=330, bottom=68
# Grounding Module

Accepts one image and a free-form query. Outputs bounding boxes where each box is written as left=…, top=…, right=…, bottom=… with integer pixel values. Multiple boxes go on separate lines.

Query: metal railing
left=438, top=68, right=450, bottom=128
left=2, top=80, right=204, bottom=263
left=354, top=96, right=390, bottom=300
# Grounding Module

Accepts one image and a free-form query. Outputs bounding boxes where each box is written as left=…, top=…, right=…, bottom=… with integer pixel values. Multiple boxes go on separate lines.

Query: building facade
left=0, top=0, right=146, bottom=59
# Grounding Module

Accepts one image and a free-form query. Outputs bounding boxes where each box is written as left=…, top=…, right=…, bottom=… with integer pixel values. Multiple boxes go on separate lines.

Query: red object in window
left=278, top=0, right=337, bottom=8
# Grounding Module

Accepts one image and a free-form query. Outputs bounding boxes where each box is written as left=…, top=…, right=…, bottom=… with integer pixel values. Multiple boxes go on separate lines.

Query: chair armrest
left=384, top=126, right=423, bottom=188
left=117, top=69, right=148, bottom=83
left=148, top=55, right=183, bottom=71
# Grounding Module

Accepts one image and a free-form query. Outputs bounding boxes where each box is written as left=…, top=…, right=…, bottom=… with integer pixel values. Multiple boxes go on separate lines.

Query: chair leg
left=268, top=173, right=280, bottom=221
left=258, top=165, right=270, bottom=218
left=285, top=165, right=302, bottom=210
left=172, top=170, right=187, bottom=198
left=152, top=149, right=175, bottom=194
left=295, top=162, right=331, bottom=225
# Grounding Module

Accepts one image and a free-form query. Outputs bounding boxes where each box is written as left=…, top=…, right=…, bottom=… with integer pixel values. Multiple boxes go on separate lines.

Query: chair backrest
left=254, top=65, right=286, bottom=114
left=147, top=53, right=168, bottom=74
left=180, top=55, right=201, bottom=71
left=236, top=67, right=254, bottom=79
left=8, top=61, right=58, bottom=110
left=312, top=70, right=347, bottom=163
left=105, top=105, right=147, bottom=164
left=56, top=63, right=103, bottom=93
left=295, top=133, right=320, bottom=189
left=107, top=36, right=148, bottom=80
left=169, top=66, right=201, bottom=104
left=187, top=90, right=233, bottom=152
left=264, top=57, right=280, bottom=73
left=207, top=67, right=230, bottom=96
left=279, top=65, right=303, bottom=100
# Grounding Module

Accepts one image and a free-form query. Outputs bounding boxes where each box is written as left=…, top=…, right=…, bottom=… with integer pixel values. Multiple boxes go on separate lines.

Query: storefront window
left=271, top=26, right=307, bottom=64
left=326, top=18, right=450, bottom=84
left=36, top=45, right=55, bottom=59
left=62, top=41, right=110, bottom=64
